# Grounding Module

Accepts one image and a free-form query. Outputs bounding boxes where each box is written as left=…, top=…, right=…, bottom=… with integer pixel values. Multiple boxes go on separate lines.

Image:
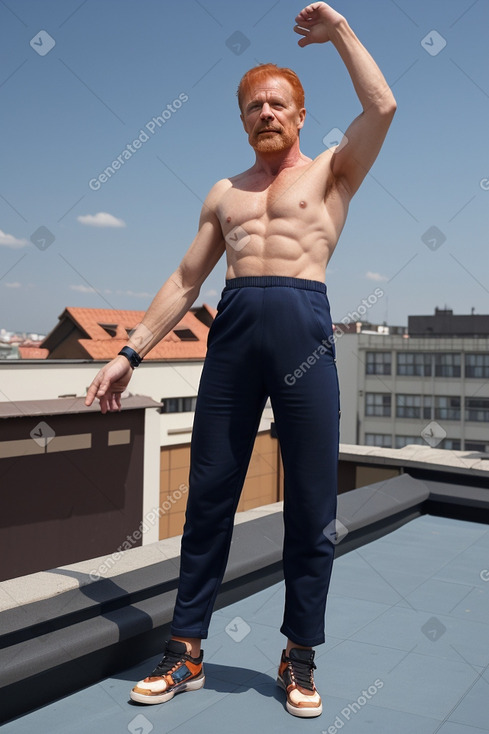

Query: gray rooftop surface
left=4, top=514, right=489, bottom=734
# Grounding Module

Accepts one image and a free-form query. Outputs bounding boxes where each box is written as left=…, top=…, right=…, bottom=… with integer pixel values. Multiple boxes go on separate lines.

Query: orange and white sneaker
left=277, top=647, right=322, bottom=717
left=130, top=639, right=205, bottom=705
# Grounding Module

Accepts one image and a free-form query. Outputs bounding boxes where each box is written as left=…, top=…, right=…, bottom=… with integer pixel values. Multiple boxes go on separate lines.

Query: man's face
left=240, top=76, right=305, bottom=154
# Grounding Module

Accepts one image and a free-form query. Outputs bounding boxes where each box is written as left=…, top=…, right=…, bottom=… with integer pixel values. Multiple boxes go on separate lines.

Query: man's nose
left=260, top=103, right=274, bottom=119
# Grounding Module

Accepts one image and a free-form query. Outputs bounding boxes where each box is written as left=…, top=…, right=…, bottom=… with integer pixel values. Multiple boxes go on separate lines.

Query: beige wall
left=158, top=430, right=281, bottom=539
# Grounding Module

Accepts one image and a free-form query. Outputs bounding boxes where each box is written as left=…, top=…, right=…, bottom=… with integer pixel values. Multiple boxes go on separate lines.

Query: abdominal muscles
left=225, top=213, right=337, bottom=281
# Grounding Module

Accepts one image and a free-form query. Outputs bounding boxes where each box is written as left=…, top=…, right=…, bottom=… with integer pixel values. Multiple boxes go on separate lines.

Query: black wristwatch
left=118, top=346, right=143, bottom=369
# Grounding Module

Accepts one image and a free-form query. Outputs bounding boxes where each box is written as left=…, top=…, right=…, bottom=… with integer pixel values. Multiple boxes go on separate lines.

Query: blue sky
left=1, top=0, right=488, bottom=334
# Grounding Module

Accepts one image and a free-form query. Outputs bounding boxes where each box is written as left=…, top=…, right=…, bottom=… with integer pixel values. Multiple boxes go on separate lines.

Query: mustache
left=256, top=126, right=282, bottom=134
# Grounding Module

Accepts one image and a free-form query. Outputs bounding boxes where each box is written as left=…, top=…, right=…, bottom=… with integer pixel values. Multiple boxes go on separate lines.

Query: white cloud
left=77, top=212, right=126, bottom=228
left=4, top=281, right=21, bottom=288
left=0, top=229, right=28, bottom=248
left=116, top=289, right=152, bottom=298
left=365, top=271, right=388, bottom=282
left=70, top=284, right=96, bottom=293
left=205, top=289, right=218, bottom=296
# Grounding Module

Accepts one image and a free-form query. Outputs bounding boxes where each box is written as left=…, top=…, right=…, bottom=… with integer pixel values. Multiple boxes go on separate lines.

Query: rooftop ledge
left=1, top=446, right=489, bottom=723
left=339, top=441, right=489, bottom=477
left=1, top=443, right=488, bottom=613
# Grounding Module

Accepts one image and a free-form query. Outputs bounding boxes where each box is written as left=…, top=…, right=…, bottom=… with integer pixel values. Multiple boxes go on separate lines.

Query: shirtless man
left=85, top=2, right=396, bottom=718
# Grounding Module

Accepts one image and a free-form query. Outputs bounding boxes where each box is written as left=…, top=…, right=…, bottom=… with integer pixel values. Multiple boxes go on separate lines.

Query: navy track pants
left=170, top=276, right=340, bottom=647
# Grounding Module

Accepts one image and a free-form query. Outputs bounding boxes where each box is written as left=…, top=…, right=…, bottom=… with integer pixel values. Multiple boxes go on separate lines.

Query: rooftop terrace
left=3, top=511, right=489, bottom=733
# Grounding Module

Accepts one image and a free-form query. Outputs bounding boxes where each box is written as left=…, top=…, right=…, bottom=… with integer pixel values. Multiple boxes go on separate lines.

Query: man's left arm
left=295, top=3, right=397, bottom=198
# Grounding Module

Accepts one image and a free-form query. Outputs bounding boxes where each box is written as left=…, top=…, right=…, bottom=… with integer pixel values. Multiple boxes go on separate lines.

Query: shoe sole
left=276, top=676, right=323, bottom=718
left=130, top=673, right=205, bottom=705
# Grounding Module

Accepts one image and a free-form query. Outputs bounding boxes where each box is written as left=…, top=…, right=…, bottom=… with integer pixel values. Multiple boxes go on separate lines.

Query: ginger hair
left=237, top=63, right=305, bottom=112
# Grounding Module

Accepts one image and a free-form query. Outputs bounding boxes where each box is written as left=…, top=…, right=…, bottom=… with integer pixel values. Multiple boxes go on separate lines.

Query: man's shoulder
left=205, top=177, right=232, bottom=198
left=204, top=169, right=252, bottom=205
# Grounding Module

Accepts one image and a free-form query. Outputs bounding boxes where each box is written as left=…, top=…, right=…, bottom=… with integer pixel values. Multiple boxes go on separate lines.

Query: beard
left=249, top=126, right=298, bottom=153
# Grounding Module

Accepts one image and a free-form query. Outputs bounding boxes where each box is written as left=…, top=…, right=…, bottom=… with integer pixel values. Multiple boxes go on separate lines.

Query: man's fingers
left=295, top=6, right=315, bottom=22
left=294, top=24, right=309, bottom=35
left=98, top=394, right=109, bottom=414
left=85, top=372, right=110, bottom=408
left=85, top=379, right=101, bottom=406
left=96, top=377, right=111, bottom=398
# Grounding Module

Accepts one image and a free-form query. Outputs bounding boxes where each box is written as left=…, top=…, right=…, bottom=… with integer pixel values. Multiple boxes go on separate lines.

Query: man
left=85, top=2, right=396, bottom=718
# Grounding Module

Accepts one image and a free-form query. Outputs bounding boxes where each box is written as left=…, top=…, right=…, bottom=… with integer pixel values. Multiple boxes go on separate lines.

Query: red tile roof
left=18, top=346, right=49, bottom=359
left=42, top=306, right=215, bottom=361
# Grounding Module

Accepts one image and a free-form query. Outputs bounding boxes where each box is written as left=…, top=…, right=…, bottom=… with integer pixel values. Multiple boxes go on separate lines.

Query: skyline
left=1, top=0, right=488, bottom=334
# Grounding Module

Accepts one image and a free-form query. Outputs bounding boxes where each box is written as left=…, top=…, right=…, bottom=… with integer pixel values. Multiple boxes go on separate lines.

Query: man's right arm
left=126, top=183, right=226, bottom=358
left=84, top=182, right=226, bottom=412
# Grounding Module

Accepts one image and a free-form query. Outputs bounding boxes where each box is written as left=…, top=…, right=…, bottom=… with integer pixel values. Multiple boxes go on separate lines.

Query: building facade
left=336, top=311, right=489, bottom=452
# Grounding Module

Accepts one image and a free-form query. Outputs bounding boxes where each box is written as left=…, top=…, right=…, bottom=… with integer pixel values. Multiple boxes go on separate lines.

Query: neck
left=251, top=139, right=306, bottom=177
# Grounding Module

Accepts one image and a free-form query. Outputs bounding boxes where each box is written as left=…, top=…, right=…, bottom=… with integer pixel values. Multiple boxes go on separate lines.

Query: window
left=397, top=352, right=432, bottom=376
left=160, top=396, right=197, bottom=413
left=365, top=433, right=392, bottom=447
left=465, top=354, right=489, bottom=379
left=395, top=435, right=425, bottom=448
left=99, top=323, right=118, bottom=337
left=465, top=397, right=489, bottom=422
left=464, top=440, right=489, bottom=453
left=366, top=352, right=391, bottom=375
left=365, top=393, right=391, bottom=416
left=396, top=394, right=432, bottom=420
left=173, top=328, right=198, bottom=341
left=434, top=396, right=461, bottom=421
left=439, top=438, right=461, bottom=451
left=435, top=353, right=461, bottom=377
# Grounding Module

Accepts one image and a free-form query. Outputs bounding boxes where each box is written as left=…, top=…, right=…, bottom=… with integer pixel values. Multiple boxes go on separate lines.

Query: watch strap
left=118, top=346, right=143, bottom=368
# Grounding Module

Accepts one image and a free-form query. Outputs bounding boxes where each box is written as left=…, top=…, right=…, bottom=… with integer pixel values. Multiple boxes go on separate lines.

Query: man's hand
left=294, top=2, right=345, bottom=46
left=85, top=356, right=134, bottom=413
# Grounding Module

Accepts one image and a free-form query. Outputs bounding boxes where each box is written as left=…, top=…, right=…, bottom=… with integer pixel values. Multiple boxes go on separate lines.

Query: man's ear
left=240, top=112, right=248, bottom=133
left=297, top=107, right=306, bottom=131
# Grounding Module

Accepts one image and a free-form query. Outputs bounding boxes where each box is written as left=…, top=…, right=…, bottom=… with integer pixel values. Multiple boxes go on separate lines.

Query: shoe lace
left=150, top=648, right=188, bottom=677
left=287, top=657, right=316, bottom=691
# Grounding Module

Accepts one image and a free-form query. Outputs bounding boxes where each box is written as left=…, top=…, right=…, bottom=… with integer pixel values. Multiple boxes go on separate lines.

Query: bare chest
left=217, top=167, right=325, bottom=231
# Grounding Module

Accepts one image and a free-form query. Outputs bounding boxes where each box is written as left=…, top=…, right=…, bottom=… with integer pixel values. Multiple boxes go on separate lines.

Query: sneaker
left=130, top=639, right=205, bottom=704
left=276, top=647, right=322, bottom=717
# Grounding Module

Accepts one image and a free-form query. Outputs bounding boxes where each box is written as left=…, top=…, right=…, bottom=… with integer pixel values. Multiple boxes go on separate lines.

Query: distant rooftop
left=409, top=307, right=489, bottom=338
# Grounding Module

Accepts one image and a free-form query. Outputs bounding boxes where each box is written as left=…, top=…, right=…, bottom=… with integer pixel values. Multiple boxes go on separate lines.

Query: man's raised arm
left=84, top=184, right=226, bottom=413
left=294, top=2, right=397, bottom=197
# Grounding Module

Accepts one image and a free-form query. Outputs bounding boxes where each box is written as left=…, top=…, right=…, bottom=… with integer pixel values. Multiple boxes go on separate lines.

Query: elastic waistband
left=224, top=276, right=326, bottom=293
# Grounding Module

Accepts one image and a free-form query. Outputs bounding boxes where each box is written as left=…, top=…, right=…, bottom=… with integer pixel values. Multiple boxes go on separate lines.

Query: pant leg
left=170, top=286, right=268, bottom=639
left=263, top=285, right=340, bottom=647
